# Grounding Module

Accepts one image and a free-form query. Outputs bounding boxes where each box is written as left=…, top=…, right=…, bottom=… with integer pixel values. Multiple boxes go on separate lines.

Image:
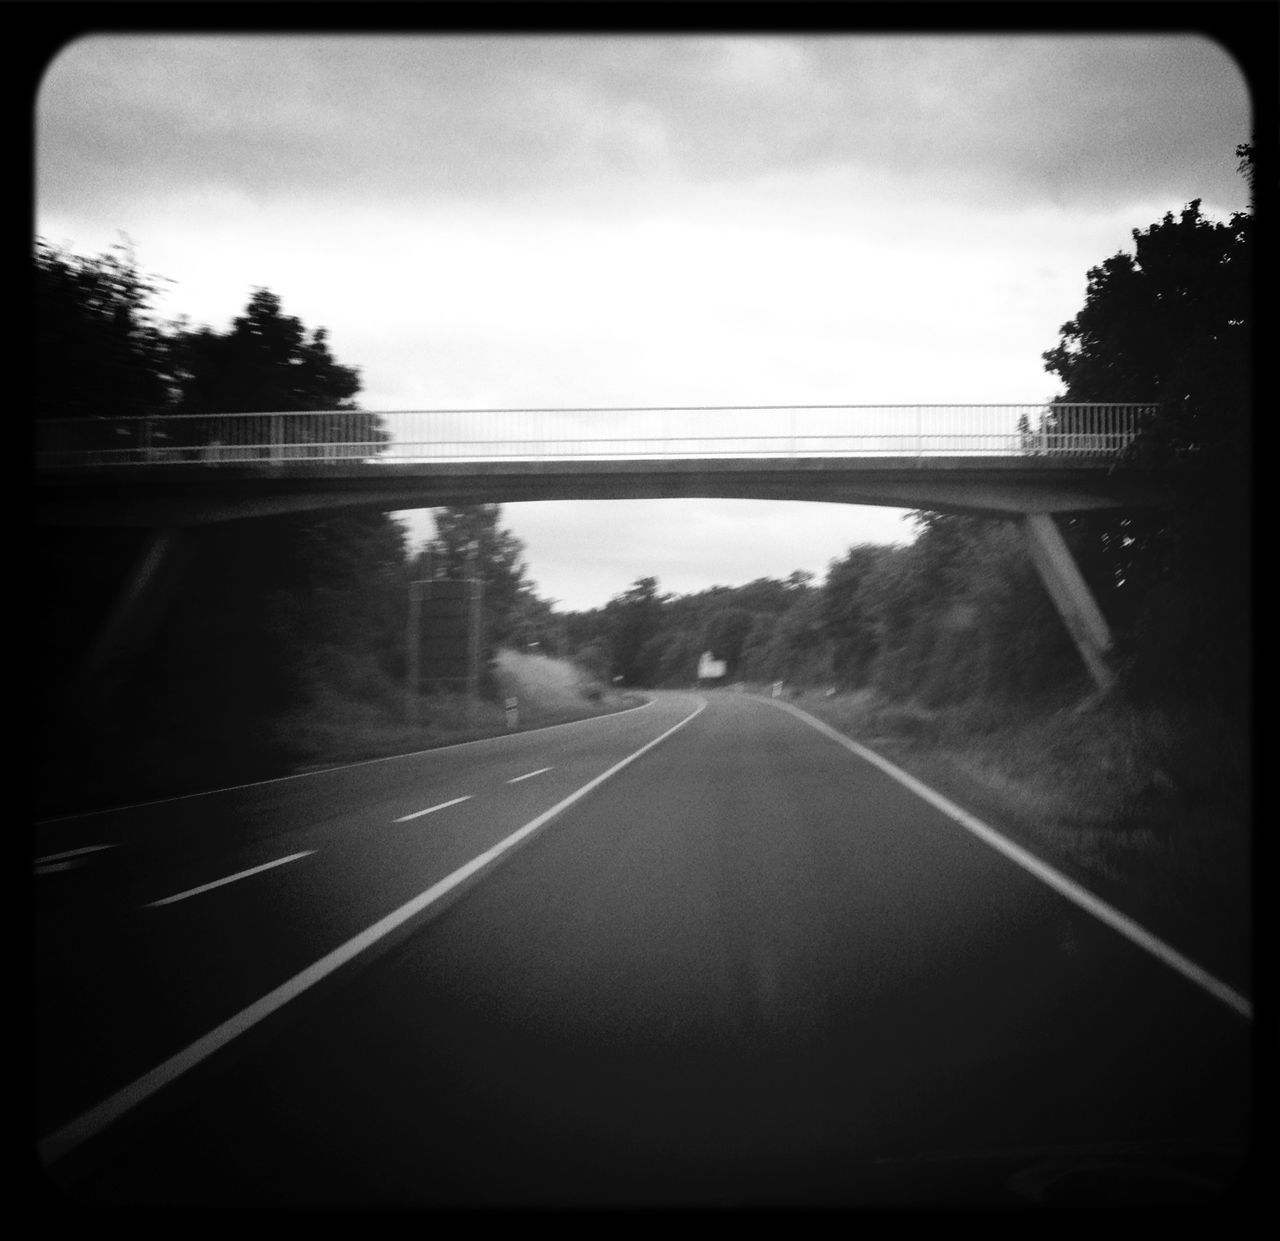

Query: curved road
left=34, top=691, right=1251, bottom=1207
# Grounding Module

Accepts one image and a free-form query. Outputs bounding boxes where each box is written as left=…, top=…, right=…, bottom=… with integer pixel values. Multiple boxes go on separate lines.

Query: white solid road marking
left=507, top=766, right=553, bottom=784
left=34, top=844, right=117, bottom=867
left=37, top=697, right=706, bottom=1167
left=145, top=852, right=315, bottom=909
left=760, top=695, right=1253, bottom=1022
left=394, top=795, right=472, bottom=823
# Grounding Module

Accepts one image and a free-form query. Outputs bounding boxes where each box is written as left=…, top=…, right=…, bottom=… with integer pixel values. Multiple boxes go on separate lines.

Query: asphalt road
left=33, top=691, right=1253, bottom=1209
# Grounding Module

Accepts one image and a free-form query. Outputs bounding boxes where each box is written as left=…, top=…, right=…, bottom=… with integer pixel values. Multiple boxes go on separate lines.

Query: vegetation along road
left=35, top=691, right=1250, bottom=1208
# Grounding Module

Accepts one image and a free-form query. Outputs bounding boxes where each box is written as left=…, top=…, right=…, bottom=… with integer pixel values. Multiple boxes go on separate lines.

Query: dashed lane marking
left=507, top=767, right=553, bottom=784
left=145, top=852, right=315, bottom=909
left=34, top=844, right=117, bottom=869
left=394, top=795, right=472, bottom=823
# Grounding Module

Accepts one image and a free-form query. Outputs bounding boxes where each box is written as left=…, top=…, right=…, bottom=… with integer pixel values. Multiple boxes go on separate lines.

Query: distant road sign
left=417, top=576, right=483, bottom=690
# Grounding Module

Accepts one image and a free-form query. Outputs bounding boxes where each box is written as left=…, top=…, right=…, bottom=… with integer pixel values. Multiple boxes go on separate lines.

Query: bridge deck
left=35, top=404, right=1166, bottom=524
left=37, top=453, right=1170, bottom=527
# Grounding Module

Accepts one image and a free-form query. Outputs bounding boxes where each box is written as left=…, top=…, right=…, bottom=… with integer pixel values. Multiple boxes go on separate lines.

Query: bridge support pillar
left=1021, top=512, right=1116, bottom=696
left=80, top=528, right=192, bottom=709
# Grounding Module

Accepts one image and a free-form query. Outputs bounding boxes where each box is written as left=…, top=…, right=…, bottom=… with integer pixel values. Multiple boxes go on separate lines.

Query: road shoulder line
left=756, top=694, right=1252, bottom=1022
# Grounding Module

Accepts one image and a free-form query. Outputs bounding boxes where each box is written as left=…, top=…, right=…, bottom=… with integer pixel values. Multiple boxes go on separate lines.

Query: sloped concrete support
left=80, top=528, right=192, bottom=708
left=1021, top=512, right=1116, bottom=696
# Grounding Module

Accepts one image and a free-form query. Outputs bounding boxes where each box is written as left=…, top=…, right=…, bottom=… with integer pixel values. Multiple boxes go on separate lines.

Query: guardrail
left=33, top=404, right=1154, bottom=469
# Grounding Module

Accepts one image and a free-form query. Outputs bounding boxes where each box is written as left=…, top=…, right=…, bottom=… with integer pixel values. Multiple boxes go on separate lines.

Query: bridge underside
left=40, top=456, right=1171, bottom=701
left=36, top=456, right=1170, bottom=528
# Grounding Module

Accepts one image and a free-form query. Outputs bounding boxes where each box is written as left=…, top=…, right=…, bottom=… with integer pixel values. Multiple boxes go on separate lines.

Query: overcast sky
left=36, top=32, right=1251, bottom=611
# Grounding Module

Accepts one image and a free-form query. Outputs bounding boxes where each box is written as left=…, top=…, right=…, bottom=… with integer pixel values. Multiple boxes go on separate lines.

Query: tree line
left=35, top=242, right=542, bottom=805
left=559, top=517, right=1083, bottom=707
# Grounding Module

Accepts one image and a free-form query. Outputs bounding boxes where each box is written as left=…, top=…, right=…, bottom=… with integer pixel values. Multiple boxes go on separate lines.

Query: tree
left=737, top=612, right=781, bottom=682
left=702, top=607, right=755, bottom=678
left=36, top=240, right=180, bottom=732
left=416, top=505, right=538, bottom=651
left=603, top=577, right=667, bottom=685
left=35, top=238, right=175, bottom=424
left=168, top=288, right=388, bottom=457
left=855, top=545, right=927, bottom=697
left=173, top=288, right=361, bottom=414
left=109, top=286, right=405, bottom=785
left=822, top=545, right=891, bottom=687
left=505, top=589, right=562, bottom=656
left=37, top=258, right=432, bottom=804
left=1043, top=198, right=1250, bottom=467
left=768, top=588, right=832, bottom=684
left=1041, top=160, right=1253, bottom=710
left=572, top=636, right=614, bottom=684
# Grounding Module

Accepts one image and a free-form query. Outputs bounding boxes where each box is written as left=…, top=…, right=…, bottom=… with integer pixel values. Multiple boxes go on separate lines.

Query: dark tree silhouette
left=35, top=238, right=174, bottom=422
left=174, top=289, right=360, bottom=414
left=36, top=258, right=414, bottom=809
left=1042, top=155, right=1253, bottom=710
left=1043, top=198, right=1250, bottom=468
left=170, top=288, right=387, bottom=457
left=603, top=577, right=667, bottom=686
left=823, top=545, right=892, bottom=687
left=34, top=239, right=181, bottom=471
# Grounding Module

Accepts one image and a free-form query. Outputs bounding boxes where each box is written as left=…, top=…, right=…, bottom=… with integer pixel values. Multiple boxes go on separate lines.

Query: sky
left=35, top=29, right=1253, bottom=611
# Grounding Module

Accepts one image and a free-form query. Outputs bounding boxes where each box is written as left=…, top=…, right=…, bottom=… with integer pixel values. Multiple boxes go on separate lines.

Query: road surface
left=33, top=691, right=1252, bottom=1208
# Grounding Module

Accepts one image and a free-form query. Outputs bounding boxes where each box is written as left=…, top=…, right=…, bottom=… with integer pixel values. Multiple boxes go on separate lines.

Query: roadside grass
left=279, top=650, right=637, bottom=773
left=37, top=651, right=636, bottom=816
left=273, top=685, right=509, bottom=772
left=492, top=648, right=622, bottom=727
left=755, top=683, right=1253, bottom=989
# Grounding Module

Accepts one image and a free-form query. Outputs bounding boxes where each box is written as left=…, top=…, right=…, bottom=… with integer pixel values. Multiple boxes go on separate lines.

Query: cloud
left=37, top=35, right=682, bottom=213
left=37, top=171, right=1174, bottom=418
left=38, top=34, right=1251, bottom=224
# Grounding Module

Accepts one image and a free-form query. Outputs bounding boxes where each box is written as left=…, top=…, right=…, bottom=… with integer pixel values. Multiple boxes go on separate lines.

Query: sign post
left=465, top=546, right=482, bottom=710
left=406, top=576, right=425, bottom=726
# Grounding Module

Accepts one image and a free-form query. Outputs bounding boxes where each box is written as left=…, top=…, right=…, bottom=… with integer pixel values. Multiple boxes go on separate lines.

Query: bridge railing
left=33, top=404, right=1154, bottom=469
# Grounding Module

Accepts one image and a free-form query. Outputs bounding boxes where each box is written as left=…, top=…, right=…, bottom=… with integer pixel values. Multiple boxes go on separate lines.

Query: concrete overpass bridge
left=35, top=403, right=1169, bottom=696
